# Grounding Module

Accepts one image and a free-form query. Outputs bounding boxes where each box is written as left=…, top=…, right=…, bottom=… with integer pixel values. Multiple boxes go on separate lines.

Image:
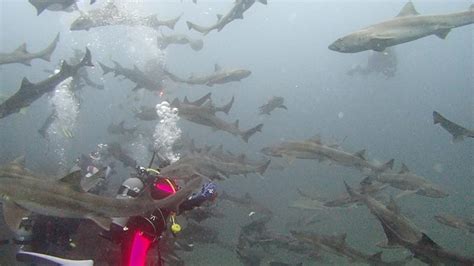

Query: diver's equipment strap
left=17, top=251, right=93, bottom=266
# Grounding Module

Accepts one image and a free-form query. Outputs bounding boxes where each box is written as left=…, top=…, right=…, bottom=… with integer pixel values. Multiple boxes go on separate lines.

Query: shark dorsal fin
left=59, top=170, right=84, bottom=191
left=396, top=2, right=419, bottom=17
left=419, top=233, right=442, bottom=250
left=171, top=98, right=180, bottom=107
left=15, top=43, right=28, bottom=53
left=214, top=64, right=222, bottom=72
left=2, top=202, right=30, bottom=232
left=11, top=155, right=26, bottom=167
left=334, top=233, right=347, bottom=246
left=354, top=149, right=366, bottom=160
left=387, top=196, right=400, bottom=214
left=20, top=78, right=34, bottom=89
left=234, top=119, right=239, bottom=128
left=216, top=14, right=223, bottom=21
left=308, top=135, right=322, bottom=144
left=183, top=96, right=190, bottom=104
left=399, top=163, right=410, bottom=174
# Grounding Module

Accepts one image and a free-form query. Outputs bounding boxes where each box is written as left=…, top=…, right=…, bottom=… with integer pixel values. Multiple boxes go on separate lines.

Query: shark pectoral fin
left=2, top=202, right=30, bottom=231
left=434, top=28, right=451, bottom=39
left=87, top=215, right=112, bottom=230
left=387, top=196, right=401, bottom=214
left=59, top=170, right=84, bottom=191
left=369, top=37, right=391, bottom=52
left=418, top=233, right=442, bottom=250
left=81, top=167, right=106, bottom=192
left=354, top=149, right=367, bottom=160
left=20, top=60, right=32, bottom=66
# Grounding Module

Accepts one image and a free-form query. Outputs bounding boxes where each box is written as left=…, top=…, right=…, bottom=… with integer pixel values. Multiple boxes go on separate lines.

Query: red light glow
left=154, top=183, right=175, bottom=194
left=128, top=231, right=152, bottom=266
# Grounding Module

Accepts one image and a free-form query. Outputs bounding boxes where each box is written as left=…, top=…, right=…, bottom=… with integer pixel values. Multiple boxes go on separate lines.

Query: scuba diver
left=101, top=153, right=217, bottom=266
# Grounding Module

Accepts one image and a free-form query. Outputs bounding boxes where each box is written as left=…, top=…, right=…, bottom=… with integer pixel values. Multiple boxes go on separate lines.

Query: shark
left=0, top=157, right=202, bottom=232
left=70, top=2, right=181, bottom=31
left=157, top=33, right=204, bottom=51
left=28, top=0, right=78, bottom=15
left=433, top=111, right=474, bottom=142
left=261, top=136, right=394, bottom=174
left=344, top=182, right=474, bottom=265
left=259, top=96, right=287, bottom=115
left=329, top=2, right=474, bottom=53
left=0, top=48, right=92, bottom=120
left=99, top=61, right=163, bottom=92
left=0, top=33, right=59, bottom=66
left=186, top=0, right=267, bottom=35
left=290, top=231, right=411, bottom=266
left=434, top=214, right=474, bottom=234
left=165, top=64, right=251, bottom=87
left=171, top=93, right=235, bottom=116
left=363, top=163, right=448, bottom=198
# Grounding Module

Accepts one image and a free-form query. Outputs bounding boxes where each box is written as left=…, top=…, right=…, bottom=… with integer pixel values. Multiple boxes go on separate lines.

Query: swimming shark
left=329, top=2, right=474, bottom=53
left=362, top=163, right=448, bottom=198
left=0, top=48, right=92, bottom=120
left=99, top=61, right=163, bottom=92
left=344, top=182, right=474, bottom=265
left=165, top=64, right=251, bottom=87
left=70, top=2, right=181, bottom=31
left=261, top=136, right=394, bottom=174
left=0, top=33, right=59, bottom=66
left=186, top=0, right=267, bottom=35
left=290, top=231, right=412, bottom=265
left=157, top=33, right=204, bottom=51
left=0, top=157, right=202, bottom=232
left=433, top=111, right=474, bottom=142
left=38, top=109, right=58, bottom=140
left=258, top=96, right=287, bottom=115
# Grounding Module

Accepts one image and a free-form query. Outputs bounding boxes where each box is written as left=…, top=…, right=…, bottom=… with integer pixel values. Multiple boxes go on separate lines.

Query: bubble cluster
left=153, top=101, right=181, bottom=163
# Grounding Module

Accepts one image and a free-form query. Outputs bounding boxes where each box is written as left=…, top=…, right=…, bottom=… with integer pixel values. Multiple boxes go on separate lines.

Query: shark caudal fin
left=432, top=111, right=443, bottom=124
left=164, top=14, right=182, bottom=30
left=242, top=123, right=263, bottom=143
left=220, top=96, right=234, bottom=115
left=39, top=33, right=60, bottom=62
left=78, top=48, right=93, bottom=68
left=186, top=21, right=211, bottom=35
left=258, top=160, right=271, bottom=175
left=98, top=62, right=114, bottom=75
left=379, top=159, right=395, bottom=173
left=343, top=181, right=362, bottom=201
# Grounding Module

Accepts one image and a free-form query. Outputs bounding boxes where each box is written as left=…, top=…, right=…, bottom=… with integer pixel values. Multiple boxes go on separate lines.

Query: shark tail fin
left=78, top=48, right=93, bottom=68
left=379, top=159, right=395, bottom=173
left=432, top=111, right=443, bottom=124
left=242, top=123, right=263, bottom=143
left=99, top=62, right=113, bottom=75
left=220, top=96, right=234, bottom=115
left=343, top=181, right=362, bottom=201
left=186, top=21, right=211, bottom=35
left=258, top=160, right=271, bottom=175
left=39, top=33, right=60, bottom=62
